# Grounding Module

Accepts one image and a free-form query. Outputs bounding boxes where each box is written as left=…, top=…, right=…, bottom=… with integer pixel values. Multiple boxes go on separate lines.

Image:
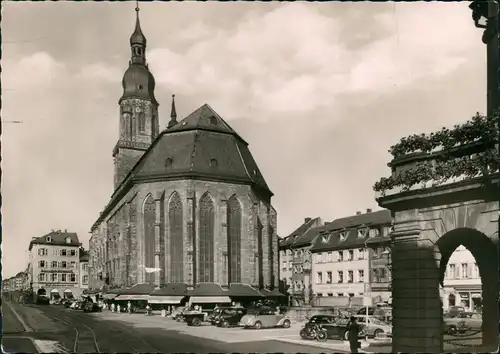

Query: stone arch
left=227, top=194, right=242, bottom=283
left=199, top=192, right=215, bottom=283
left=168, top=191, right=183, bottom=283
left=143, top=194, right=156, bottom=283
left=436, top=227, right=499, bottom=349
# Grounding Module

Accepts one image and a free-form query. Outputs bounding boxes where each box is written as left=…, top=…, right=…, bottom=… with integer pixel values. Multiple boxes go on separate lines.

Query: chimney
left=356, top=211, right=362, bottom=216
left=31, top=237, right=37, bottom=241
left=51, top=229, right=54, bottom=232
left=304, top=217, right=312, bottom=223
left=64, top=229, right=67, bottom=232
left=366, top=208, right=372, bottom=213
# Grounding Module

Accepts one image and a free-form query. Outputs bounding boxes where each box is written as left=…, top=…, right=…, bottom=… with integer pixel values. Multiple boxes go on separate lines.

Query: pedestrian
left=111, top=303, right=115, bottom=312
left=347, top=316, right=361, bottom=353
left=117, top=304, right=121, bottom=313
left=127, top=301, right=132, bottom=314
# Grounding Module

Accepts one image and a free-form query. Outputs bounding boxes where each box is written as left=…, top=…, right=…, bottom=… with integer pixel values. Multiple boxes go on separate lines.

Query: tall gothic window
left=169, top=192, right=184, bottom=283
left=269, top=224, right=275, bottom=287
left=227, top=195, right=242, bottom=283
left=144, top=194, right=156, bottom=283
left=257, top=217, right=263, bottom=287
left=199, top=193, right=214, bottom=283
left=138, top=112, right=146, bottom=132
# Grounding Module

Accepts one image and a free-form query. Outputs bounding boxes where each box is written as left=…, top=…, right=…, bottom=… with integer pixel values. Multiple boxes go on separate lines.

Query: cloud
left=75, top=62, right=122, bottom=83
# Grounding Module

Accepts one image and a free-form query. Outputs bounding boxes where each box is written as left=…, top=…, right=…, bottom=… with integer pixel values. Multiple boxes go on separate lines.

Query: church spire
left=130, top=2, right=146, bottom=65
left=168, top=94, right=178, bottom=128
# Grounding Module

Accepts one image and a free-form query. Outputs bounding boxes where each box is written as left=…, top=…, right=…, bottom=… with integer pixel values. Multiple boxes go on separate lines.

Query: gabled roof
left=91, top=104, right=272, bottom=232
left=29, top=231, right=80, bottom=251
left=310, top=209, right=392, bottom=252
left=279, top=217, right=322, bottom=249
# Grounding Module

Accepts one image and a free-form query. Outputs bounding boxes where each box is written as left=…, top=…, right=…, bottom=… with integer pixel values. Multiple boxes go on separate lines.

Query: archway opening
left=437, top=228, right=498, bottom=351
left=50, top=289, right=61, bottom=301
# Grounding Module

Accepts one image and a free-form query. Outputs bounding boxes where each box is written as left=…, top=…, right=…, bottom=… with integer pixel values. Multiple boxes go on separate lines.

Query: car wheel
left=222, top=321, right=229, bottom=328
left=343, top=330, right=349, bottom=341
left=282, top=320, right=291, bottom=329
left=374, top=329, right=383, bottom=338
left=192, top=317, right=202, bottom=327
left=317, top=329, right=328, bottom=342
left=254, top=321, right=262, bottom=330
left=448, top=326, right=457, bottom=335
left=300, top=329, right=308, bottom=339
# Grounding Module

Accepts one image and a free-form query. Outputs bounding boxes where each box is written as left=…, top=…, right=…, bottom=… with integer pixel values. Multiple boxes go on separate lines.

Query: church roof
left=91, top=104, right=272, bottom=231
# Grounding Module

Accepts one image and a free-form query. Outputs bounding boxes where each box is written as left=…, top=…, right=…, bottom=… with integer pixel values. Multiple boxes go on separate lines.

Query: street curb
left=4, top=302, right=33, bottom=332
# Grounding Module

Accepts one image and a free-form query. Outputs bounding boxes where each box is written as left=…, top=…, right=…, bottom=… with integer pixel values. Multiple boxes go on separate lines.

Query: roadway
left=3, top=301, right=349, bottom=353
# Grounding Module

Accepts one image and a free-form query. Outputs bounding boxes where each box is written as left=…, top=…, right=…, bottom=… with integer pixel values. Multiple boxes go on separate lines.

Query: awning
left=115, top=294, right=150, bottom=301
left=189, top=296, right=231, bottom=304
left=50, top=289, right=60, bottom=293
left=64, top=289, right=73, bottom=293
left=102, top=293, right=118, bottom=300
left=148, top=295, right=185, bottom=304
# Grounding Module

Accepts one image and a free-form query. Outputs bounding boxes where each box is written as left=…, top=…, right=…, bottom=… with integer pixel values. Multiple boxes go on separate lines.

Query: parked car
left=214, top=307, right=247, bottom=328
left=36, top=295, right=50, bottom=305
left=83, top=302, right=102, bottom=313
left=354, top=315, right=392, bottom=338
left=300, top=315, right=365, bottom=341
left=70, top=301, right=84, bottom=310
left=63, top=299, right=75, bottom=308
left=447, top=306, right=466, bottom=318
left=208, top=307, right=226, bottom=324
left=443, top=313, right=469, bottom=334
left=239, top=308, right=291, bottom=329
left=183, top=310, right=206, bottom=326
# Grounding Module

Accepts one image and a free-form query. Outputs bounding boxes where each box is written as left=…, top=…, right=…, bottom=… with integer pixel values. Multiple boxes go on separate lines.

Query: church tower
left=113, top=5, right=159, bottom=189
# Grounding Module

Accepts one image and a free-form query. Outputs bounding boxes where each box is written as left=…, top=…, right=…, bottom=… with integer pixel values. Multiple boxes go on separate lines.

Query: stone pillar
left=154, top=191, right=163, bottom=286
left=392, top=226, right=442, bottom=353
left=219, top=195, right=228, bottom=285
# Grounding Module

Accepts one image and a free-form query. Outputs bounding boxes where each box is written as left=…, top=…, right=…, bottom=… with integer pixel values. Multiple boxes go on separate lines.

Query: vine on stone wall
left=373, top=112, right=499, bottom=193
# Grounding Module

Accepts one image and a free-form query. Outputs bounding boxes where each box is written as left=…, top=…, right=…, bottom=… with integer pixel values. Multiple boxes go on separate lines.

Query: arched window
left=199, top=193, right=215, bottom=283
left=169, top=192, right=183, bottom=282
left=227, top=195, right=242, bottom=283
left=143, top=195, right=156, bottom=283
left=138, top=112, right=146, bottom=132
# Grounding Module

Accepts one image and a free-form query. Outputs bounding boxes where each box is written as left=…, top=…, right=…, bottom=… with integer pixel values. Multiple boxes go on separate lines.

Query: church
left=88, top=7, right=279, bottom=300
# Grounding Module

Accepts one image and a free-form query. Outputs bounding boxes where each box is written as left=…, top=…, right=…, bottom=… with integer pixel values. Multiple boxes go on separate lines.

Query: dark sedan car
left=302, top=315, right=365, bottom=341
left=83, top=302, right=102, bottom=313
left=214, top=308, right=247, bottom=327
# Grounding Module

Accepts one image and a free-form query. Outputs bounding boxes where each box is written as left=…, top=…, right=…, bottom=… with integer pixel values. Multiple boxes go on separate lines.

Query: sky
left=2, top=1, right=487, bottom=277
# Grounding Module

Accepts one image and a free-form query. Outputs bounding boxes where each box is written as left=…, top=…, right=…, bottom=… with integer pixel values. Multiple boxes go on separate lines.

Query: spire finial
left=168, top=94, right=178, bottom=128
left=135, top=0, right=140, bottom=12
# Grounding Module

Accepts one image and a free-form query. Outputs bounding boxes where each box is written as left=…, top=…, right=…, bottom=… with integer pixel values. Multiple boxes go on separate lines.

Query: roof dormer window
left=339, top=232, right=347, bottom=242
left=209, top=116, right=217, bottom=125
left=321, top=234, right=329, bottom=244
left=46, top=236, right=52, bottom=242
left=358, top=228, right=368, bottom=239
left=369, top=227, right=380, bottom=238
left=65, top=237, right=71, bottom=244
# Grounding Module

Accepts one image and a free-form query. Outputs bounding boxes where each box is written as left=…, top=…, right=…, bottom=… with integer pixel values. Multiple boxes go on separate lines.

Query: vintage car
left=239, top=308, right=291, bottom=329
left=83, top=302, right=102, bottom=313
left=214, top=307, right=247, bottom=328
left=183, top=309, right=207, bottom=326
left=208, top=307, right=231, bottom=324
left=300, top=315, right=365, bottom=341
left=443, top=313, right=469, bottom=334
left=354, top=315, right=392, bottom=338
left=36, top=295, right=50, bottom=305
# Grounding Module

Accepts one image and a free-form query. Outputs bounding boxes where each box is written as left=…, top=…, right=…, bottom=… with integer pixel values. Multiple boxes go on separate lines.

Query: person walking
left=347, top=316, right=361, bottom=353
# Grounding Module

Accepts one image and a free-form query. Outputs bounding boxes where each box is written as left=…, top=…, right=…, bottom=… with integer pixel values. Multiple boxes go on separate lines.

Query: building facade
left=79, top=250, right=89, bottom=291
left=442, top=245, right=482, bottom=312
left=310, top=209, right=392, bottom=305
left=89, top=9, right=278, bottom=296
left=278, top=217, right=323, bottom=305
left=28, top=230, right=83, bottom=300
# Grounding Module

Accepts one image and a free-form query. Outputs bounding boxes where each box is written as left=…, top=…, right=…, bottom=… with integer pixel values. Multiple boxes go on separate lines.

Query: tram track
left=40, top=305, right=161, bottom=353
